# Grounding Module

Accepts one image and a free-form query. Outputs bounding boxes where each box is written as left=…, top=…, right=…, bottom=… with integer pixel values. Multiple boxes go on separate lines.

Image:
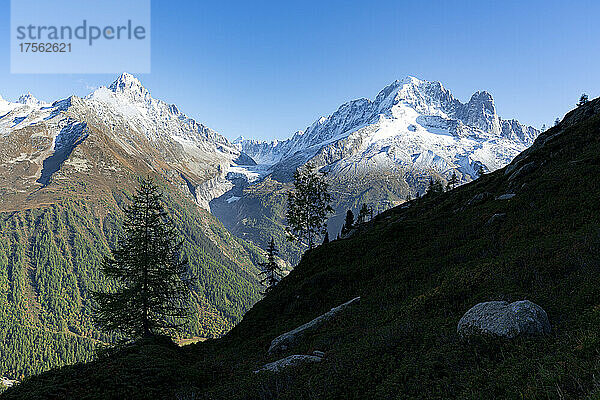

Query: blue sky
left=0, top=0, right=598, bottom=141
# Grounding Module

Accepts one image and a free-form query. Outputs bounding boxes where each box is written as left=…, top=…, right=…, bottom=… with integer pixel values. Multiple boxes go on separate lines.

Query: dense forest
left=0, top=186, right=264, bottom=380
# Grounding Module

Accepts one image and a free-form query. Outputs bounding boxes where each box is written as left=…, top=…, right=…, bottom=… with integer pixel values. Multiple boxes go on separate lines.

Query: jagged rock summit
left=237, top=76, right=538, bottom=180
left=17, top=93, right=46, bottom=107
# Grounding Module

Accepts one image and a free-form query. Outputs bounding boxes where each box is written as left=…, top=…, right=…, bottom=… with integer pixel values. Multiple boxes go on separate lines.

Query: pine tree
left=322, top=232, right=330, bottom=244
left=577, top=94, right=589, bottom=107
left=554, top=118, right=560, bottom=126
left=93, top=178, right=190, bottom=340
left=357, top=204, right=371, bottom=225
left=344, top=210, right=355, bottom=229
left=447, top=171, right=458, bottom=191
left=286, top=163, right=333, bottom=250
left=426, top=177, right=444, bottom=196
left=541, top=124, right=546, bottom=132
left=259, top=238, right=281, bottom=294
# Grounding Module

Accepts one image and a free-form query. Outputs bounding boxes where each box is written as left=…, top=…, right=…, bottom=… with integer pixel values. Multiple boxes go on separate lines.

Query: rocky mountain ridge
left=213, top=77, right=539, bottom=262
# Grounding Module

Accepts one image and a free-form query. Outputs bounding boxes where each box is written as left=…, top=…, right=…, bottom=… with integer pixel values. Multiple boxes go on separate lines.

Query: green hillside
left=0, top=184, right=263, bottom=381
left=4, top=99, right=600, bottom=399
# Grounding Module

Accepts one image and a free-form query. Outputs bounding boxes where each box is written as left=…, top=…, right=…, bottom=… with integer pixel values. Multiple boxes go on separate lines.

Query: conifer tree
left=577, top=94, right=589, bottom=107
left=447, top=171, right=458, bottom=191
left=286, top=163, right=333, bottom=250
left=259, top=238, right=281, bottom=294
left=93, top=178, right=190, bottom=340
left=344, top=209, right=355, bottom=229
left=357, top=204, right=371, bottom=225
left=426, top=177, right=444, bottom=196
left=554, top=118, right=560, bottom=126
left=322, top=232, right=330, bottom=244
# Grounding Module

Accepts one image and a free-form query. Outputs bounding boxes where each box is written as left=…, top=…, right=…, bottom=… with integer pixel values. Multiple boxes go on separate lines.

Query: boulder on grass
left=457, top=300, right=550, bottom=339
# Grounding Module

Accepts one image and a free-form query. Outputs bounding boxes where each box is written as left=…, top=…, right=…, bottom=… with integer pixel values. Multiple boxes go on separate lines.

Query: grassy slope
left=5, top=100, right=600, bottom=399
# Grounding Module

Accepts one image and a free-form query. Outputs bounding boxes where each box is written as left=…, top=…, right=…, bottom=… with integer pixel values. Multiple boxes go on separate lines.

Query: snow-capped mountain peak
left=237, top=76, right=539, bottom=183
left=0, top=73, right=250, bottom=210
left=107, top=72, right=152, bottom=104
left=0, top=94, right=14, bottom=115
left=213, top=76, right=542, bottom=250
left=17, top=93, right=45, bottom=107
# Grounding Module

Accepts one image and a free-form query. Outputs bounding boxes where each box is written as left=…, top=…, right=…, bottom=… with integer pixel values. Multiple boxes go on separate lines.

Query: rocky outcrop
left=467, top=192, right=493, bottom=206
left=193, top=170, right=233, bottom=210
left=495, top=193, right=515, bottom=200
left=485, top=213, right=507, bottom=226
left=507, top=161, right=537, bottom=182
left=268, top=297, right=360, bottom=355
left=457, top=300, right=551, bottom=339
left=500, top=119, right=538, bottom=145
left=255, top=351, right=325, bottom=373
left=459, top=91, right=501, bottom=135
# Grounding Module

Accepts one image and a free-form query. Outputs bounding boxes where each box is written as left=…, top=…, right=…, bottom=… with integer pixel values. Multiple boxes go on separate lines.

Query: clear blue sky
left=0, top=0, right=598, bottom=141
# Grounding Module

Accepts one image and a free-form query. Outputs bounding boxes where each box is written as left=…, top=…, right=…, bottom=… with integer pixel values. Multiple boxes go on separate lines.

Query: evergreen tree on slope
left=93, top=178, right=190, bottom=340
left=259, top=238, right=282, bottom=294
left=286, top=163, right=333, bottom=250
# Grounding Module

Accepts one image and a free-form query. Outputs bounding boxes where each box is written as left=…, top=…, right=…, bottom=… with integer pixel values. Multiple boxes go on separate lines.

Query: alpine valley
left=0, top=73, right=537, bottom=380
left=0, top=73, right=265, bottom=380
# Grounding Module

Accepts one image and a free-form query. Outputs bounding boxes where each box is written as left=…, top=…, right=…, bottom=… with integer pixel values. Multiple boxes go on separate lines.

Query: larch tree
left=93, top=178, right=190, bottom=340
left=259, top=238, right=282, bottom=294
left=447, top=171, right=459, bottom=191
left=341, top=209, right=355, bottom=236
left=426, top=177, right=444, bottom=196
left=577, top=94, right=589, bottom=107
left=357, top=204, right=371, bottom=225
left=286, top=163, right=333, bottom=250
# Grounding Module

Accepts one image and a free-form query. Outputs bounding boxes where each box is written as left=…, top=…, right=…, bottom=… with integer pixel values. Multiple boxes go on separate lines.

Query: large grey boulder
left=457, top=300, right=550, bottom=339
left=268, top=297, right=360, bottom=355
